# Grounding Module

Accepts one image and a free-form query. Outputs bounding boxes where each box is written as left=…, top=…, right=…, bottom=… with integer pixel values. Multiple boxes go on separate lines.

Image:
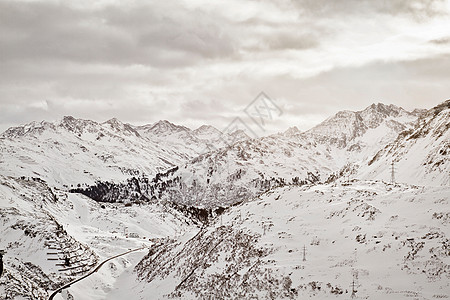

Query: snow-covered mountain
left=136, top=120, right=191, bottom=137
left=192, top=125, right=223, bottom=140
left=103, top=102, right=423, bottom=208
left=124, top=180, right=450, bottom=299
left=0, top=116, right=174, bottom=187
left=304, top=103, right=419, bottom=160
left=0, top=117, right=248, bottom=188
left=360, top=100, right=450, bottom=186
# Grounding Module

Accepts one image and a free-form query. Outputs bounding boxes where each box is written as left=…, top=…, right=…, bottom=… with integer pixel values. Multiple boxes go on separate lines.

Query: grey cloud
left=0, top=1, right=236, bottom=68
left=237, top=17, right=323, bottom=51
left=181, top=99, right=229, bottom=120
left=430, top=37, right=450, bottom=44
left=246, top=29, right=319, bottom=52
left=195, top=54, right=450, bottom=130
left=289, top=0, right=446, bottom=19
left=287, top=54, right=450, bottom=112
left=104, top=4, right=235, bottom=59
left=266, top=31, right=318, bottom=50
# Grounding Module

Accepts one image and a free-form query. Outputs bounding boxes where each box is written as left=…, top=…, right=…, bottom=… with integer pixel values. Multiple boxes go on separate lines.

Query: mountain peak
left=194, top=124, right=217, bottom=132
left=58, top=115, right=93, bottom=126
left=57, top=116, right=99, bottom=135
left=103, top=117, right=124, bottom=129
left=102, top=117, right=141, bottom=137
left=152, top=120, right=177, bottom=128
left=154, top=119, right=172, bottom=125
left=229, top=129, right=251, bottom=140
left=306, top=102, right=418, bottom=148
left=59, top=115, right=86, bottom=128
left=148, top=120, right=191, bottom=136
left=193, top=125, right=221, bottom=139
left=283, top=126, right=301, bottom=137
left=62, top=115, right=76, bottom=123
left=104, top=117, right=121, bottom=124
left=369, top=102, right=390, bottom=108
left=1, top=120, right=49, bottom=138
left=364, top=102, right=404, bottom=115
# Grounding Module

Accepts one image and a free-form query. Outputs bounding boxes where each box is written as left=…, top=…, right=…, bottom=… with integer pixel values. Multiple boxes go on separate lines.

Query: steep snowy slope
left=360, top=100, right=450, bottom=186
left=0, top=176, right=96, bottom=299
left=303, top=103, right=419, bottom=162
left=0, top=175, right=196, bottom=299
left=0, top=117, right=247, bottom=188
left=114, top=181, right=449, bottom=299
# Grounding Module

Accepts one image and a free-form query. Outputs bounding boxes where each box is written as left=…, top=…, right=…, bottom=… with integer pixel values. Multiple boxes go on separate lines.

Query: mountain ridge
left=69, top=101, right=442, bottom=208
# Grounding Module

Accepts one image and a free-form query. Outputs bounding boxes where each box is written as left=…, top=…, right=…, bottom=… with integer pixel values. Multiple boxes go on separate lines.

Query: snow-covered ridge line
left=0, top=116, right=249, bottom=188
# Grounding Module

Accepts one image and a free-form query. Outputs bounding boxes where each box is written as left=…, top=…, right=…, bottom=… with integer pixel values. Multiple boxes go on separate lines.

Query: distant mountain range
left=0, top=117, right=249, bottom=187
left=1, top=101, right=448, bottom=207
left=2, top=100, right=443, bottom=208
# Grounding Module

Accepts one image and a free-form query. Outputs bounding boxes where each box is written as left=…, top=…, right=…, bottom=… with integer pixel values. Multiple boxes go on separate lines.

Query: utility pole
left=350, top=269, right=358, bottom=298
left=351, top=278, right=357, bottom=298
left=390, top=160, right=396, bottom=184
left=302, top=245, right=306, bottom=261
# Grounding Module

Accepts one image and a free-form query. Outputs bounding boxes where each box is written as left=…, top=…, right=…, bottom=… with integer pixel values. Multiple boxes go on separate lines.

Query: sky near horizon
left=1, top=0, right=450, bottom=135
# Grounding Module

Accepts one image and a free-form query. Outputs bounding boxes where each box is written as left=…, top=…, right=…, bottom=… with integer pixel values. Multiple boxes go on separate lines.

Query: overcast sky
left=1, top=0, right=450, bottom=135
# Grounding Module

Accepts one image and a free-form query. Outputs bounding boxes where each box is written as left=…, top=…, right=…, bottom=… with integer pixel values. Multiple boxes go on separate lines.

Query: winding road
left=48, top=246, right=147, bottom=300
